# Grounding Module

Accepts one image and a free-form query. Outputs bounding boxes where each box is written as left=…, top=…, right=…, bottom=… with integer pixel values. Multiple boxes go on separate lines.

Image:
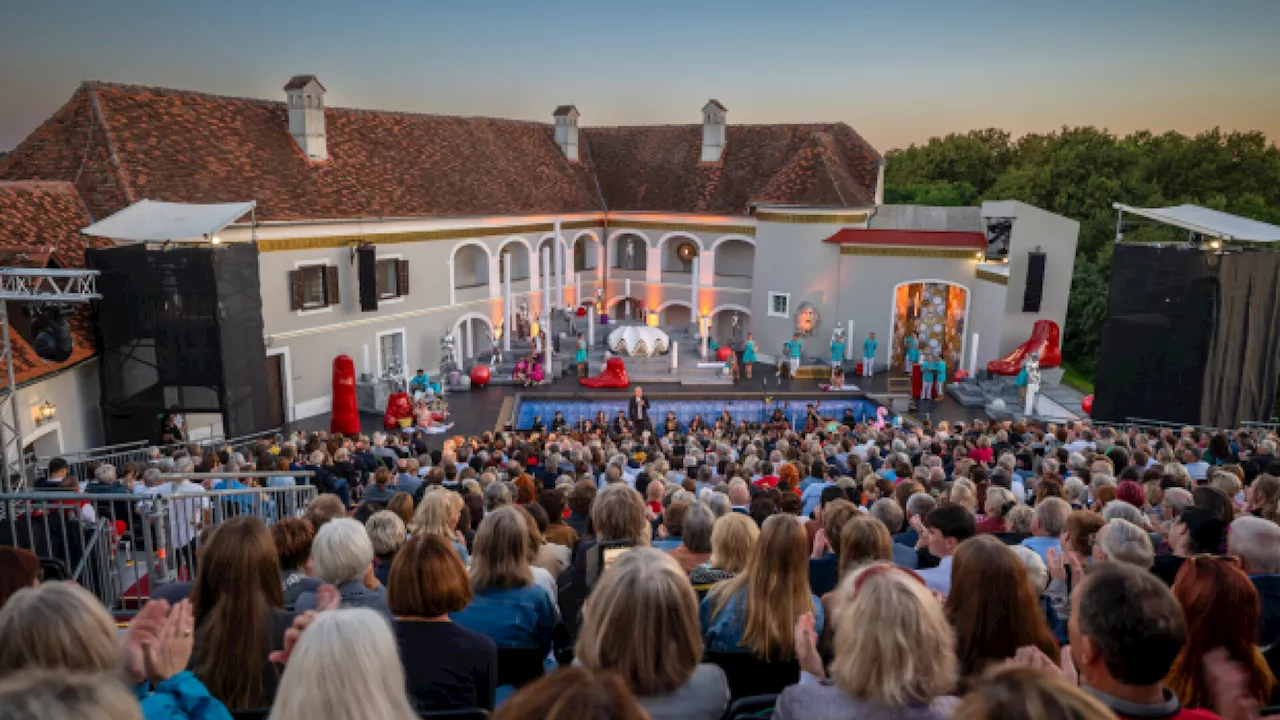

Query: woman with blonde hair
left=690, top=512, right=759, bottom=585
left=1249, top=474, right=1280, bottom=521
left=269, top=608, right=416, bottom=720
left=413, top=488, right=470, bottom=563
left=0, top=671, right=144, bottom=720
left=776, top=564, right=957, bottom=719
left=701, top=514, right=822, bottom=662
left=451, top=507, right=558, bottom=653
left=576, top=548, right=729, bottom=720
left=954, top=667, right=1113, bottom=720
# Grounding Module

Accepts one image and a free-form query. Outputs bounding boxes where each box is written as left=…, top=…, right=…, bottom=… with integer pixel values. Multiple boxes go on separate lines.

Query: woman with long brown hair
left=701, top=514, right=821, bottom=660
left=1165, top=555, right=1277, bottom=708
left=190, top=515, right=294, bottom=710
left=945, top=535, right=1058, bottom=685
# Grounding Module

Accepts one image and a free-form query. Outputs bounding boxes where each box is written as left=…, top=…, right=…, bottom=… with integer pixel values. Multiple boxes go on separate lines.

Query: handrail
left=70, top=518, right=108, bottom=582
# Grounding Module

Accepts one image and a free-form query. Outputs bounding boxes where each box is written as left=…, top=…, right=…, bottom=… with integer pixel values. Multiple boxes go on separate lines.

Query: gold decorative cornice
left=257, top=219, right=601, bottom=253
left=839, top=246, right=978, bottom=259
left=976, top=268, right=1009, bottom=285
left=606, top=220, right=755, bottom=237
left=756, top=211, right=869, bottom=225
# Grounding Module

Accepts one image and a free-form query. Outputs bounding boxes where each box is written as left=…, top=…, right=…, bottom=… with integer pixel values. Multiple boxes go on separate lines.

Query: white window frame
left=767, top=292, right=791, bottom=318
left=375, top=327, right=408, bottom=385
left=377, top=253, right=405, bottom=305
left=293, top=259, right=336, bottom=317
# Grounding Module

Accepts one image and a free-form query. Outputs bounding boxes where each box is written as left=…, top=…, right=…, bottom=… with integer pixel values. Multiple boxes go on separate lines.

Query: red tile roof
left=0, top=181, right=104, bottom=385
left=0, top=82, right=882, bottom=221
left=284, top=75, right=324, bottom=91
left=822, top=228, right=987, bottom=249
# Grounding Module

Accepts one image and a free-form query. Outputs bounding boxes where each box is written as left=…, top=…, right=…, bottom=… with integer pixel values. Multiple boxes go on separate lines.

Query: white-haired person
left=1010, top=544, right=1067, bottom=644
left=1229, top=515, right=1280, bottom=646
left=576, top=548, right=729, bottom=720
left=268, top=608, right=417, bottom=720
left=294, top=517, right=390, bottom=622
left=775, top=564, right=958, bottom=719
left=0, top=581, right=231, bottom=720
left=366, top=510, right=407, bottom=587
left=1092, top=517, right=1155, bottom=569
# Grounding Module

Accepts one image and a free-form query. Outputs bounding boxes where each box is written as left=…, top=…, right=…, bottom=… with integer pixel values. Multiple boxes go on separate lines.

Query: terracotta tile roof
left=0, top=181, right=104, bottom=386
left=0, top=82, right=882, bottom=222
left=706, top=99, right=727, bottom=112
left=823, top=228, right=988, bottom=249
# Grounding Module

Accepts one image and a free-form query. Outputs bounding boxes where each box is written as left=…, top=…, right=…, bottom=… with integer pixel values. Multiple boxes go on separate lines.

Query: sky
left=1, top=0, right=1277, bottom=153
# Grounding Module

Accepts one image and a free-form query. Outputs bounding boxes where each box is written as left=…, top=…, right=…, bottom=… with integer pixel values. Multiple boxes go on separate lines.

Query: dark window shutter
left=289, top=270, right=304, bottom=311
left=397, top=259, right=410, bottom=297
left=324, top=265, right=340, bottom=306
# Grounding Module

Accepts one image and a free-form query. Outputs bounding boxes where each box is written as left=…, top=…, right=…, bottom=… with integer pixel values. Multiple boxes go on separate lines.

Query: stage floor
left=285, top=363, right=983, bottom=447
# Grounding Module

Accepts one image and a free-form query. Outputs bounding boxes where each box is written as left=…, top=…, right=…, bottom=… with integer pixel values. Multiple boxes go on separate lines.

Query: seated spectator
left=451, top=507, right=558, bottom=653
left=0, top=670, right=150, bottom=720
left=1021, top=497, right=1070, bottom=562
left=386, top=492, right=414, bottom=528
left=492, top=667, right=650, bottom=720
left=701, top=514, right=823, bottom=658
left=690, top=512, right=758, bottom=585
left=389, top=535, right=497, bottom=712
left=576, top=548, right=729, bottom=720
left=916, top=504, right=977, bottom=595
left=565, top=481, right=595, bottom=537
left=1003, top=504, right=1034, bottom=545
left=955, top=667, right=1115, bottom=720
left=303, top=494, right=346, bottom=530
left=294, top=518, right=390, bottom=621
left=1094, top=518, right=1155, bottom=569
left=895, top=492, right=936, bottom=547
left=190, top=516, right=293, bottom=710
left=366, top=510, right=407, bottom=587
left=668, top=502, right=714, bottom=575
left=268, top=608, right=417, bottom=720
left=809, top=498, right=860, bottom=597
left=1152, top=506, right=1225, bottom=587
left=271, top=518, right=323, bottom=611
left=1227, top=516, right=1280, bottom=645
left=1165, top=555, right=1277, bottom=708
left=947, top=535, right=1059, bottom=685
left=362, top=467, right=398, bottom=504
left=654, top=500, right=689, bottom=550
left=1010, top=545, right=1066, bottom=643
left=514, top=505, right=562, bottom=607
left=976, top=486, right=1017, bottom=534
left=817, top=514, right=894, bottom=652
left=868, top=497, right=920, bottom=568
left=0, top=546, right=41, bottom=609
left=413, top=489, right=471, bottom=564
left=776, top=564, right=957, bottom=719
left=0, top=581, right=230, bottom=719
left=536, top=489, right=578, bottom=549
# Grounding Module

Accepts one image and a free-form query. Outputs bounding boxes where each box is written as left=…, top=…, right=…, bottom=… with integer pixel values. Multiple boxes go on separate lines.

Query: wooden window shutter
left=288, top=270, right=304, bottom=311
left=396, top=259, right=410, bottom=297
left=324, top=265, right=340, bottom=306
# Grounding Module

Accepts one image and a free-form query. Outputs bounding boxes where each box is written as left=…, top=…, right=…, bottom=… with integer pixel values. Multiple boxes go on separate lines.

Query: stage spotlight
left=29, top=304, right=74, bottom=362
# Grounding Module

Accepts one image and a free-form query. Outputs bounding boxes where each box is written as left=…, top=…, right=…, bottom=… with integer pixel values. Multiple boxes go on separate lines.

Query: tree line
left=883, top=127, right=1280, bottom=379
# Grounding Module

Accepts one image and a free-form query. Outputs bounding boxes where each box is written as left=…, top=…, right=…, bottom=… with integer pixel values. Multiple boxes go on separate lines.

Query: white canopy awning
left=1114, top=203, right=1280, bottom=243
left=81, top=199, right=255, bottom=243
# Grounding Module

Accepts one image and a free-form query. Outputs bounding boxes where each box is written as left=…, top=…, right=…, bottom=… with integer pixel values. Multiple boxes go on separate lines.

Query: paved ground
left=287, top=363, right=984, bottom=447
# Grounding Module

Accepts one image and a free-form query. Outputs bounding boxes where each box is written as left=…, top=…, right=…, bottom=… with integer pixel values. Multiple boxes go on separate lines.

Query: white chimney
left=285, top=75, right=327, bottom=161
left=553, top=105, right=579, bottom=162
left=875, top=159, right=887, bottom=206
left=701, top=99, right=727, bottom=163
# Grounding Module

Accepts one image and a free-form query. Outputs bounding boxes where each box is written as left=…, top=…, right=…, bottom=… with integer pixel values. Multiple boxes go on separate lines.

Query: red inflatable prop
left=716, top=346, right=733, bottom=361
left=986, top=319, right=1062, bottom=376
left=580, top=356, right=630, bottom=388
left=469, top=365, right=491, bottom=388
left=383, top=392, right=412, bottom=430
left=1082, top=394, right=1094, bottom=416
left=953, top=369, right=970, bottom=382
left=330, top=355, right=360, bottom=436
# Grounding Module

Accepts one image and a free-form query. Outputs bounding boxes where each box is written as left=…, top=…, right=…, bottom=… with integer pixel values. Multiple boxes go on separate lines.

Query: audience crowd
left=4, top=413, right=1280, bottom=719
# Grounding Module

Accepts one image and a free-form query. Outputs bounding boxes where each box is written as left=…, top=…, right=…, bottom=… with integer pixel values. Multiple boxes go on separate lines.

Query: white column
left=701, top=319, right=709, bottom=360
left=587, top=305, right=595, bottom=351
left=529, top=248, right=540, bottom=292
left=544, top=317, right=552, bottom=375
left=466, top=321, right=475, bottom=361
left=969, top=333, right=980, bottom=375
left=554, top=221, right=565, bottom=309
left=624, top=278, right=631, bottom=300
left=845, top=320, right=854, bottom=361
left=487, top=254, right=500, bottom=299
left=596, top=243, right=606, bottom=283
left=575, top=272, right=582, bottom=310
left=690, top=256, right=700, bottom=316
left=645, top=244, right=661, bottom=284
left=541, top=248, right=552, bottom=316
left=672, top=341, right=679, bottom=372
left=361, top=344, right=371, bottom=377
left=503, top=261, right=512, bottom=352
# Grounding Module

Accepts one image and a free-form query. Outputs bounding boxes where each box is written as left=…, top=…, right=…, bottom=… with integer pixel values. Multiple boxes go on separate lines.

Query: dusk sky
left=2, top=0, right=1277, bottom=153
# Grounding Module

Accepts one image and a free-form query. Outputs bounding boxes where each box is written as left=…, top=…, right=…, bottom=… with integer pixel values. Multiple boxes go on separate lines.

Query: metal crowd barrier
left=0, top=483, right=316, bottom=614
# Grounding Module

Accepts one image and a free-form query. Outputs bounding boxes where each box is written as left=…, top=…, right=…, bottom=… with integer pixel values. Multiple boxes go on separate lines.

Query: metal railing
left=0, top=483, right=316, bottom=613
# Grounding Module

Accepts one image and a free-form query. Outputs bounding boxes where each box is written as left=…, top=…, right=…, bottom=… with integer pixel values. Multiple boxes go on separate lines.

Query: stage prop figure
left=331, top=355, right=360, bottom=435
left=439, top=331, right=459, bottom=377
left=987, top=319, right=1061, bottom=375
left=794, top=302, right=819, bottom=337
left=580, top=356, right=630, bottom=388
left=383, top=392, right=413, bottom=430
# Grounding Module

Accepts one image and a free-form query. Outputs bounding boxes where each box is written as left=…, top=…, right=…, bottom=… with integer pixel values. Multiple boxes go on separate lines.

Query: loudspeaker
left=1022, top=251, right=1046, bottom=312
left=358, top=244, right=378, bottom=312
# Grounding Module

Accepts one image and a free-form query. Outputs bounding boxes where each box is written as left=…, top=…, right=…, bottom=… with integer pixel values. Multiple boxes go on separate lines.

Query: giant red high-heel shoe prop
left=986, top=319, right=1062, bottom=376
left=579, top=357, right=630, bottom=388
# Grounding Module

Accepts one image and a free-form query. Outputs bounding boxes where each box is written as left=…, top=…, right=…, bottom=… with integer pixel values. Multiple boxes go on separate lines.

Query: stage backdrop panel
left=1093, top=244, right=1280, bottom=428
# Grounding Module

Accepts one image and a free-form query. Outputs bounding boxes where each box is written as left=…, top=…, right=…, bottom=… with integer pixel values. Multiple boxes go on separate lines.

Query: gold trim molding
left=839, top=246, right=978, bottom=259
left=258, top=219, right=601, bottom=253
left=756, top=211, right=869, bottom=225
left=607, top=220, right=755, bottom=237
left=976, top=268, right=1009, bottom=285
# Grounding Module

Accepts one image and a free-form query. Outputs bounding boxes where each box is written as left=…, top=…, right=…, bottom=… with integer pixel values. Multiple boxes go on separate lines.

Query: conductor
left=628, top=386, right=652, bottom=436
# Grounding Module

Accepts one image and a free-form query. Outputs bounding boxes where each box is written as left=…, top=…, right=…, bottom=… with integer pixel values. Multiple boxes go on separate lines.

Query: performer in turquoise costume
left=920, top=352, right=936, bottom=399
left=904, top=334, right=920, bottom=374
left=784, top=334, right=803, bottom=378
left=861, top=332, right=878, bottom=377
left=830, top=334, right=845, bottom=366
left=742, top=332, right=757, bottom=379
left=574, top=333, right=588, bottom=377
left=933, top=354, right=947, bottom=399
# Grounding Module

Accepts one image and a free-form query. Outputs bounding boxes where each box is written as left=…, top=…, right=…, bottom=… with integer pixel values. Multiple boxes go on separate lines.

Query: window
left=768, top=292, right=790, bottom=318
left=613, top=236, right=647, bottom=271
left=289, top=264, right=337, bottom=311
left=377, top=259, right=397, bottom=299
left=378, top=330, right=406, bottom=378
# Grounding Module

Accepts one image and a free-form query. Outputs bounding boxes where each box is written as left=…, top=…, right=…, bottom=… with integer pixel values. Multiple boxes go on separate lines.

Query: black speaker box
left=1022, top=251, right=1046, bottom=313
left=358, top=244, right=378, bottom=312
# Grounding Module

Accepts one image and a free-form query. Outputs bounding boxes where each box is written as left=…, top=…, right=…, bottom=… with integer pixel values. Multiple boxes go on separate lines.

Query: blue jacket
left=700, top=588, right=824, bottom=655
left=296, top=580, right=392, bottom=623
left=451, top=585, right=558, bottom=651
left=136, top=671, right=232, bottom=720
left=800, top=482, right=833, bottom=518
